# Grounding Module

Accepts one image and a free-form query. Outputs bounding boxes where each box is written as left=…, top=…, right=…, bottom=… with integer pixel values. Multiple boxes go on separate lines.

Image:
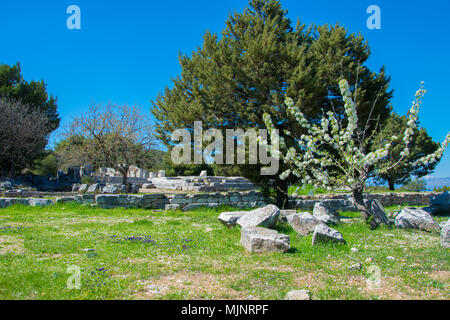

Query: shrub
left=33, top=153, right=58, bottom=177
left=81, top=176, right=94, bottom=185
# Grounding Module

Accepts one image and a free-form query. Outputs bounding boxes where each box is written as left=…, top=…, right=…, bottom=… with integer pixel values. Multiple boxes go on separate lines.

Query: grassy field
left=0, top=203, right=448, bottom=300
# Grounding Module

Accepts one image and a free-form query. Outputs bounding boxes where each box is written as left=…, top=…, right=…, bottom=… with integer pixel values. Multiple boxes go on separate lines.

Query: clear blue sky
left=1, top=0, right=449, bottom=177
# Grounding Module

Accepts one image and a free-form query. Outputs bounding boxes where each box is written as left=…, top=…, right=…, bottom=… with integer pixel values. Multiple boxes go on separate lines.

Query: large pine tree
left=151, top=0, right=393, bottom=207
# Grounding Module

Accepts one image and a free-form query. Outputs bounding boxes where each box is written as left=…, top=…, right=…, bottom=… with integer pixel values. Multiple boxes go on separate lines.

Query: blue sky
left=1, top=0, right=449, bottom=177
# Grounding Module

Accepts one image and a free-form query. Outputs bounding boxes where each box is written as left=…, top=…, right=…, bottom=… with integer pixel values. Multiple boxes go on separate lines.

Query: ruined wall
left=0, top=191, right=266, bottom=211
left=289, top=192, right=436, bottom=211
left=0, top=192, right=439, bottom=212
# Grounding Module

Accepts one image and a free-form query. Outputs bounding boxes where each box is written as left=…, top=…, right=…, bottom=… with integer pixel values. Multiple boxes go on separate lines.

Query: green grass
left=0, top=203, right=448, bottom=300
left=288, top=184, right=330, bottom=196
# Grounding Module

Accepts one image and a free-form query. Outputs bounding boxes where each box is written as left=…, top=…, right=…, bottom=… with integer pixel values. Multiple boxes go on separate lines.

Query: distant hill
left=423, top=176, right=450, bottom=191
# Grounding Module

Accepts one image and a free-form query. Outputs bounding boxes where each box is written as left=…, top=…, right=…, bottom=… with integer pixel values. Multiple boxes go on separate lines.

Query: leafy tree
left=54, top=135, right=89, bottom=171
left=372, top=112, right=439, bottom=190
left=151, top=0, right=392, bottom=208
left=0, top=62, right=60, bottom=133
left=0, top=98, right=50, bottom=176
left=67, top=103, right=156, bottom=185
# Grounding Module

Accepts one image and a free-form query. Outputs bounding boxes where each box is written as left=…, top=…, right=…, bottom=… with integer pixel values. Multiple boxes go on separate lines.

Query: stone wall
left=0, top=191, right=266, bottom=211
left=0, top=191, right=439, bottom=212
left=289, top=192, right=437, bottom=211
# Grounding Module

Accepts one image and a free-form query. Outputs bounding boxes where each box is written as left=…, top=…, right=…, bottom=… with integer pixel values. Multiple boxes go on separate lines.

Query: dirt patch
left=135, top=271, right=247, bottom=300
left=0, top=235, right=24, bottom=255
left=293, top=272, right=325, bottom=288
left=392, top=233, right=440, bottom=248
left=428, top=271, right=450, bottom=282
left=348, top=275, right=449, bottom=300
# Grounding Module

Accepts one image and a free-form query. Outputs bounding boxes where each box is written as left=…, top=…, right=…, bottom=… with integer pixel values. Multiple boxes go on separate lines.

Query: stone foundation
left=0, top=191, right=266, bottom=211
left=289, top=192, right=437, bottom=211
left=0, top=192, right=441, bottom=212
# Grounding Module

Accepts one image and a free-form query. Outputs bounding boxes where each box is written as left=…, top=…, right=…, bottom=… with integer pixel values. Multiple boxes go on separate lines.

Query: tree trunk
left=275, top=178, right=290, bottom=209
left=121, top=171, right=128, bottom=185
left=388, top=180, right=395, bottom=191
left=352, top=186, right=378, bottom=229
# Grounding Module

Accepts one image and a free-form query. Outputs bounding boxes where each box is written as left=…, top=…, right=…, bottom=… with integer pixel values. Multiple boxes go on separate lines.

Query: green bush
left=33, top=153, right=58, bottom=177
left=81, top=176, right=94, bottom=185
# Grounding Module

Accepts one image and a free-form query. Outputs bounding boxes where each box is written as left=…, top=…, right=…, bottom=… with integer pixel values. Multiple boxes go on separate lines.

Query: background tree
left=0, top=62, right=60, bottom=133
left=372, top=112, right=439, bottom=190
left=67, top=103, right=156, bottom=185
left=54, top=135, right=90, bottom=171
left=151, top=0, right=392, bottom=208
left=400, top=178, right=427, bottom=192
left=0, top=98, right=50, bottom=176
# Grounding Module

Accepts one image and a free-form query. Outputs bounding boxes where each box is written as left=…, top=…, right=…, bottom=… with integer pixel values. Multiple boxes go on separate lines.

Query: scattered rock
left=349, top=263, right=362, bottom=271
left=441, top=220, right=450, bottom=248
left=102, top=184, right=126, bottom=194
left=287, top=212, right=324, bottom=236
left=387, top=256, right=395, bottom=261
left=79, top=184, right=88, bottom=193
left=237, top=205, right=280, bottom=229
left=313, top=202, right=340, bottom=225
left=0, top=180, right=13, bottom=189
left=240, top=227, right=290, bottom=253
left=28, top=199, right=53, bottom=207
left=145, top=284, right=168, bottom=294
left=285, top=289, right=311, bottom=300
left=395, top=207, right=440, bottom=233
left=351, top=247, right=359, bottom=253
left=87, top=184, right=102, bottom=193
left=366, top=199, right=391, bottom=226
left=311, top=224, right=345, bottom=245
left=130, top=184, right=141, bottom=194
left=422, top=206, right=436, bottom=215
left=430, top=192, right=450, bottom=214
left=279, top=210, right=296, bottom=223
left=102, top=184, right=119, bottom=194
left=218, top=211, right=247, bottom=228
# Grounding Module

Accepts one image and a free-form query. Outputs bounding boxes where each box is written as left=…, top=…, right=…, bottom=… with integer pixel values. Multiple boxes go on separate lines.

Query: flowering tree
left=263, top=80, right=450, bottom=228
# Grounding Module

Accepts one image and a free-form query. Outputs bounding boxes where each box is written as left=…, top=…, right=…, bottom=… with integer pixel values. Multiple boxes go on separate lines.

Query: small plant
left=81, top=176, right=94, bottom=185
